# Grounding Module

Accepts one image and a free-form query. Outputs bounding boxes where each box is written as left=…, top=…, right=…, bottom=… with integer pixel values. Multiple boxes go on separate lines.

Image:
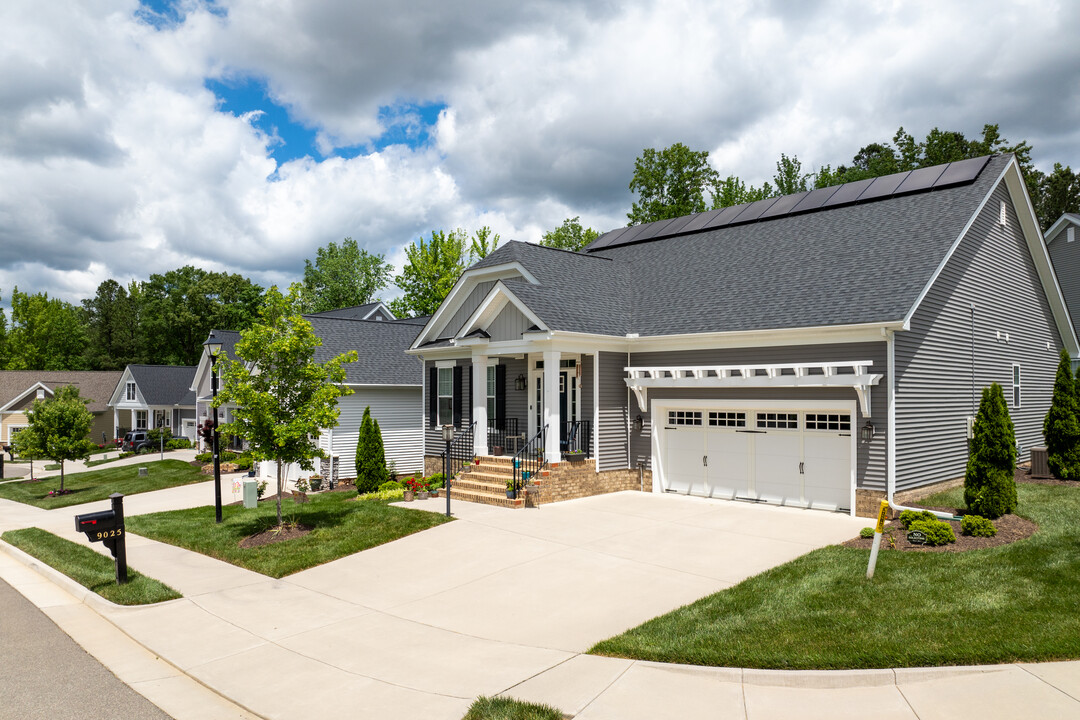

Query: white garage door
left=659, top=407, right=852, bottom=511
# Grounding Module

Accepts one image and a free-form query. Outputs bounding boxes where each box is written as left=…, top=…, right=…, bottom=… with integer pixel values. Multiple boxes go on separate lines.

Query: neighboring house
left=307, top=301, right=397, bottom=322
left=0, top=371, right=123, bottom=447
left=408, top=153, right=1078, bottom=517
left=1044, top=213, right=1080, bottom=366
left=107, top=365, right=198, bottom=442
left=191, top=330, right=244, bottom=452
left=191, top=317, right=426, bottom=482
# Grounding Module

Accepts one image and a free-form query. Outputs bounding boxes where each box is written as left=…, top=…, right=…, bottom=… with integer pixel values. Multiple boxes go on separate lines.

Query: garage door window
left=709, top=411, right=746, bottom=427
left=805, top=413, right=851, bottom=431
left=668, top=410, right=702, bottom=426
left=756, top=412, right=798, bottom=429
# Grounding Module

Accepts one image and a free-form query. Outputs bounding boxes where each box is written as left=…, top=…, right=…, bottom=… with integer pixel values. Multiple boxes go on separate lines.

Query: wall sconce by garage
left=514, top=374, right=527, bottom=391
left=633, top=414, right=643, bottom=433
left=860, top=420, right=875, bottom=444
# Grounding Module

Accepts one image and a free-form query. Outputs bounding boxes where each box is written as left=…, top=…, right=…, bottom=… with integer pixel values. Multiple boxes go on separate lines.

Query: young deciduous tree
left=354, top=407, right=388, bottom=494
left=964, top=383, right=1018, bottom=518
left=1043, top=349, right=1080, bottom=479
left=23, top=385, right=95, bottom=493
left=214, top=284, right=356, bottom=526
left=389, top=229, right=468, bottom=318
left=301, top=237, right=392, bottom=313
left=540, top=217, right=600, bottom=252
left=469, top=226, right=500, bottom=263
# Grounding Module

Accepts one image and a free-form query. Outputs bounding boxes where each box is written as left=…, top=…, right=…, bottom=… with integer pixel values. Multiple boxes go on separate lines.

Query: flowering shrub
left=404, top=477, right=427, bottom=493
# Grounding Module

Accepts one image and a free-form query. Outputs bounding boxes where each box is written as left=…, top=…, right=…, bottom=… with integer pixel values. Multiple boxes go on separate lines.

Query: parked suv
left=122, top=431, right=153, bottom=453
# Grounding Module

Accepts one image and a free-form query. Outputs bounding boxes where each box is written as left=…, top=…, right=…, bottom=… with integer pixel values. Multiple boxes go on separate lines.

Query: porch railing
left=560, top=420, right=592, bottom=457
left=486, top=417, right=519, bottom=455
left=442, top=421, right=477, bottom=482
left=512, top=424, right=547, bottom=493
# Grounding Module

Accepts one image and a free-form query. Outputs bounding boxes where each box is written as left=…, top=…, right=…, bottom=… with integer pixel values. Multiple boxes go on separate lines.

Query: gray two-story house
left=409, top=154, right=1077, bottom=517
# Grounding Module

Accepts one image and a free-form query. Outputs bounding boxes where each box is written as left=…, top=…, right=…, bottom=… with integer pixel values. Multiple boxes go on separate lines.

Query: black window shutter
left=452, top=365, right=463, bottom=426
left=495, top=364, right=506, bottom=428
left=428, top=367, right=437, bottom=426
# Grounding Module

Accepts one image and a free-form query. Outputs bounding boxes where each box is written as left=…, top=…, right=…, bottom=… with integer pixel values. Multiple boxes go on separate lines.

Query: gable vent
left=999, top=200, right=1007, bottom=226
left=1069, top=227, right=1075, bottom=243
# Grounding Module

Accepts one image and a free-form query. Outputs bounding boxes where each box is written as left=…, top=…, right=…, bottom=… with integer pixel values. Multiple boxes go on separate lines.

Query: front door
left=530, top=369, right=577, bottom=440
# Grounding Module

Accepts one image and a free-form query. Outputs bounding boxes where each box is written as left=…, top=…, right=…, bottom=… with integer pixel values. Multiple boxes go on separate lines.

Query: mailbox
left=73, top=493, right=128, bottom=584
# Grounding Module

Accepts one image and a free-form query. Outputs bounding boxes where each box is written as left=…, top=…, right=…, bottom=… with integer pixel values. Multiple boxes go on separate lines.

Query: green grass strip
left=2, top=527, right=181, bottom=605
left=462, top=696, right=564, bottom=720
left=590, top=483, right=1080, bottom=669
left=0, top=459, right=206, bottom=509
left=126, top=490, right=452, bottom=578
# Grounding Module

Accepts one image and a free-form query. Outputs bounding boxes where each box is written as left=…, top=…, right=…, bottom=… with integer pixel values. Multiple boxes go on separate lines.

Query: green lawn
left=590, top=482, right=1080, bottom=669
left=2, top=527, right=181, bottom=605
left=462, top=696, right=564, bottom=720
left=0, top=459, right=206, bottom=509
left=125, top=491, right=452, bottom=578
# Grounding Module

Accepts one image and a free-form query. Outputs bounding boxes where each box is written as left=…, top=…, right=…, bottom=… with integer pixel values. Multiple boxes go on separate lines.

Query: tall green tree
left=772, top=153, right=810, bottom=195
left=81, top=279, right=144, bottom=370
left=1044, top=349, right=1080, bottom=479
left=301, top=237, right=392, bottom=314
left=1033, top=164, right=1080, bottom=230
left=540, top=217, right=599, bottom=252
left=22, top=385, right=95, bottom=493
left=628, top=143, right=720, bottom=224
left=469, top=226, right=500, bottom=262
left=964, top=383, right=1018, bottom=518
left=389, top=229, right=468, bottom=318
left=215, top=284, right=356, bottom=526
left=6, top=287, right=88, bottom=370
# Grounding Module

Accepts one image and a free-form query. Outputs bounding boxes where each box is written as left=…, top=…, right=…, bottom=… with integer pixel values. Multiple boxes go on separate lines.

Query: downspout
left=886, top=328, right=960, bottom=521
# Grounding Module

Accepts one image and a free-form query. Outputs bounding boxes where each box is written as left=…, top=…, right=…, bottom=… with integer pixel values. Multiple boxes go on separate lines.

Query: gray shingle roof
left=305, top=316, right=423, bottom=385
left=307, top=302, right=397, bottom=321
left=464, top=155, right=1009, bottom=337
left=0, top=371, right=123, bottom=413
left=127, top=365, right=197, bottom=406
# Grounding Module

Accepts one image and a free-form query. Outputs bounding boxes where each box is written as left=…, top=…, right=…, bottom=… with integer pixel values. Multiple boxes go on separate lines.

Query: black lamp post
left=203, top=332, right=224, bottom=523
left=442, top=424, right=455, bottom=518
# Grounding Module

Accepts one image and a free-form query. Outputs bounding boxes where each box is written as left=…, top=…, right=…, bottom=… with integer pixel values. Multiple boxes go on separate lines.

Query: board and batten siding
left=488, top=303, right=532, bottom=341
left=432, top=281, right=495, bottom=339
left=323, top=387, right=424, bottom=478
left=627, top=342, right=888, bottom=490
left=895, top=184, right=1063, bottom=493
left=597, top=351, right=629, bottom=471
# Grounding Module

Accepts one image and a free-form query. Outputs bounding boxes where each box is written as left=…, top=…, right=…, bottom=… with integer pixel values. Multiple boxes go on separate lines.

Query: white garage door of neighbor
left=659, top=408, right=853, bottom=511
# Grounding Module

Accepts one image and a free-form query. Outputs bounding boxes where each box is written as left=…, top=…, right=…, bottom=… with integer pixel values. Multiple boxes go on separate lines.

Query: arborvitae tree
left=964, top=383, right=1018, bottom=518
left=355, top=407, right=388, bottom=494
left=1044, top=349, right=1080, bottom=478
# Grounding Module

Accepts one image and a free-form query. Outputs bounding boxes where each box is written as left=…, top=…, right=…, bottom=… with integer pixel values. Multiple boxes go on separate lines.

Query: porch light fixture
left=860, top=420, right=875, bottom=444
left=514, top=374, right=527, bottom=391
left=633, top=414, right=643, bottom=433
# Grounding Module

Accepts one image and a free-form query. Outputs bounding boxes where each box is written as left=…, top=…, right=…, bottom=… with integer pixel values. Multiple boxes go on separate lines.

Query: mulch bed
left=238, top=523, right=313, bottom=548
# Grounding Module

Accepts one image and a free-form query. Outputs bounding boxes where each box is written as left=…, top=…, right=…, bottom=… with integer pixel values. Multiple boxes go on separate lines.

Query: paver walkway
left=2, top=488, right=1080, bottom=719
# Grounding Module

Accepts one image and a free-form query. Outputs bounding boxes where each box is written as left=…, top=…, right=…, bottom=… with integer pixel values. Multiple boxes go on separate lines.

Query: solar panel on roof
left=933, top=156, right=991, bottom=188
left=638, top=217, right=679, bottom=241
left=856, top=171, right=910, bottom=201
left=585, top=227, right=627, bottom=251
left=657, top=214, right=698, bottom=237
left=612, top=223, right=652, bottom=245
left=680, top=209, right=724, bottom=233
left=822, top=177, right=875, bottom=207
left=894, top=165, right=946, bottom=195
left=759, top=190, right=810, bottom=219
left=789, top=185, right=841, bottom=213
left=730, top=196, right=780, bottom=223
left=704, top=203, right=751, bottom=229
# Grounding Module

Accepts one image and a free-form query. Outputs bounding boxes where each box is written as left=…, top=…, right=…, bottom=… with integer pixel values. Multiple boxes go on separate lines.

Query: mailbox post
left=75, top=493, right=128, bottom=584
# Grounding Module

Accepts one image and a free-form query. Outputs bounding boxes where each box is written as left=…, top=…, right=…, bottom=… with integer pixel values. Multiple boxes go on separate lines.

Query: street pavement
left=2, top=486, right=1080, bottom=719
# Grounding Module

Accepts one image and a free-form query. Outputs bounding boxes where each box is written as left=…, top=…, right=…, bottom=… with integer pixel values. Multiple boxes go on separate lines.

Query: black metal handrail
left=512, top=424, right=547, bottom=493
left=486, top=417, right=519, bottom=455
left=560, top=420, right=591, bottom=457
left=442, top=421, right=477, bottom=482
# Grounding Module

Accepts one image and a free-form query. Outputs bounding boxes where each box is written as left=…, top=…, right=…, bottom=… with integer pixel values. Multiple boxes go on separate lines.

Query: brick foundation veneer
left=854, top=476, right=965, bottom=519
left=537, top=461, right=649, bottom=504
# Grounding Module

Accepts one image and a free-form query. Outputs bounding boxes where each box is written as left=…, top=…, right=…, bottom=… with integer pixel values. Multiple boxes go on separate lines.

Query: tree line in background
left=3, top=121, right=1075, bottom=372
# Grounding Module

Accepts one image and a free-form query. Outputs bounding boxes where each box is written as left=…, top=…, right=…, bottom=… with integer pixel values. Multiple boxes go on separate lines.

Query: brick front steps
left=448, top=455, right=548, bottom=509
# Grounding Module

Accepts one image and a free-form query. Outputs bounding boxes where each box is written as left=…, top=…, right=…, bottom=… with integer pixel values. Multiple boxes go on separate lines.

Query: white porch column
left=130, top=408, right=136, bottom=431
left=543, top=350, right=560, bottom=464
left=472, top=355, right=488, bottom=457
left=113, top=409, right=119, bottom=440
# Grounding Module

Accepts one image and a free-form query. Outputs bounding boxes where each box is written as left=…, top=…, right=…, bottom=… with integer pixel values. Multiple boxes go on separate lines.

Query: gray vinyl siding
left=423, top=359, right=472, bottom=455
left=598, top=351, right=629, bottom=471
left=502, top=356, right=529, bottom=436
left=895, top=184, right=1063, bottom=492
left=581, top=354, right=594, bottom=449
left=1047, top=222, right=1080, bottom=340
left=433, top=281, right=495, bottom=339
left=488, top=303, right=531, bottom=341
left=324, top=388, right=424, bottom=477
left=627, top=343, right=888, bottom=489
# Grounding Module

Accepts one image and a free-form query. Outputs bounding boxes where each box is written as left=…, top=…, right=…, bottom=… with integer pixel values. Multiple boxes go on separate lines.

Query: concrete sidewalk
left=2, top=489, right=1079, bottom=719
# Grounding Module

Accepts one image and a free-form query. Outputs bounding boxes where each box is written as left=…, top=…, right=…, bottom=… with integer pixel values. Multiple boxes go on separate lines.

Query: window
left=126, top=382, right=136, bottom=401
left=805, top=413, right=851, bottom=431
left=756, top=412, right=798, bottom=429
left=667, top=410, right=702, bottom=426
left=438, top=367, right=453, bottom=425
left=487, top=365, right=496, bottom=422
left=135, top=410, right=148, bottom=430
left=709, top=411, right=745, bottom=427
left=1013, top=364, right=1021, bottom=408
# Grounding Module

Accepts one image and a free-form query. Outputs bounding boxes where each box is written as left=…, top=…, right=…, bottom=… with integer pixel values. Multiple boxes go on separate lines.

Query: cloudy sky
left=2, top=0, right=1079, bottom=306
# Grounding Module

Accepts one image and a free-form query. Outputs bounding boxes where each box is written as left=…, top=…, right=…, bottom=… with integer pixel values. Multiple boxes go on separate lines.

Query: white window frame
left=486, top=365, right=497, bottom=424
left=437, top=367, right=453, bottom=426
left=1012, top=364, right=1021, bottom=408
left=135, top=410, right=148, bottom=431
left=126, top=382, right=136, bottom=401
left=8, top=425, right=27, bottom=443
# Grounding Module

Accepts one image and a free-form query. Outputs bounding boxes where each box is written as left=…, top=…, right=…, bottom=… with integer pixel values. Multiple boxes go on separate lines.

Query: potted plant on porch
left=563, top=450, right=586, bottom=464
left=505, top=478, right=516, bottom=500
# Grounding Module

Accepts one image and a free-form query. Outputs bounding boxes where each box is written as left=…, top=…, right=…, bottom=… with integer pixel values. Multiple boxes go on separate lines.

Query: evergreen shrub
left=964, top=383, right=1018, bottom=519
